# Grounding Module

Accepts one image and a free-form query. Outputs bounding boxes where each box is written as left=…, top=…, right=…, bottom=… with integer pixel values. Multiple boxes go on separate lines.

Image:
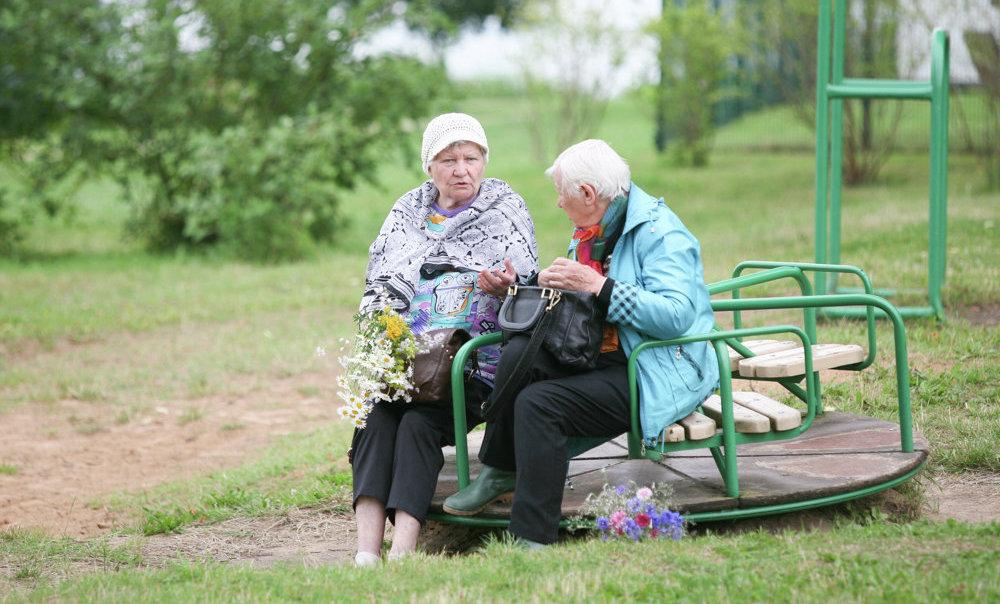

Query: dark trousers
left=350, top=379, right=487, bottom=525
left=479, top=337, right=630, bottom=544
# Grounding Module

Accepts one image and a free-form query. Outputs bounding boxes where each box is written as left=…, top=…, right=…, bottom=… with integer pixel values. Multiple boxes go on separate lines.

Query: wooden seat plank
left=680, top=411, right=716, bottom=440
left=727, top=339, right=799, bottom=372
left=702, top=395, right=771, bottom=433
left=732, top=391, right=801, bottom=431
left=738, top=344, right=865, bottom=378
left=660, top=423, right=685, bottom=443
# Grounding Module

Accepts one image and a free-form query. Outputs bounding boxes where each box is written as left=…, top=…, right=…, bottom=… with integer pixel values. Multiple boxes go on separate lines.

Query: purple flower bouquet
left=580, top=481, right=684, bottom=541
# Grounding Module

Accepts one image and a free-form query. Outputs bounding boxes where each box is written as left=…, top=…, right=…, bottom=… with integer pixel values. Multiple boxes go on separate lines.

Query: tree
left=513, top=0, right=636, bottom=163
left=0, top=0, right=124, bottom=249
left=746, top=0, right=904, bottom=184
left=651, top=1, right=735, bottom=166
left=962, top=29, right=1000, bottom=190
left=2, top=0, right=451, bottom=260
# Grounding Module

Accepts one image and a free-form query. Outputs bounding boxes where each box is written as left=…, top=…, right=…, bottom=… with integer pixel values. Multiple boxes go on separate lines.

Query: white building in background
left=898, top=0, right=1000, bottom=84
left=362, top=0, right=997, bottom=93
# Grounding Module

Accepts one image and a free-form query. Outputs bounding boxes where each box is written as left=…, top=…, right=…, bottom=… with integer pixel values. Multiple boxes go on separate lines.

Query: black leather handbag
left=483, top=285, right=604, bottom=421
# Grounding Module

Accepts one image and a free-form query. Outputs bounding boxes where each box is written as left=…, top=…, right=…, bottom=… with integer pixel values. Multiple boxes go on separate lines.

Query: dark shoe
left=512, top=536, right=547, bottom=550
left=442, top=465, right=516, bottom=516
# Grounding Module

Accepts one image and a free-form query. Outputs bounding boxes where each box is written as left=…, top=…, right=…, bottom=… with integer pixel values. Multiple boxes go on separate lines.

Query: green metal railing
left=729, top=261, right=878, bottom=370
left=711, top=293, right=914, bottom=454
left=815, top=0, right=950, bottom=320
left=626, top=324, right=817, bottom=498
left=446, top=289, right=914, bottom=502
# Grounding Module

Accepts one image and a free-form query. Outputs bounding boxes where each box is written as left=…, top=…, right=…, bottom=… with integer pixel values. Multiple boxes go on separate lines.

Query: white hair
left=545, top=139, right=630, bottom=201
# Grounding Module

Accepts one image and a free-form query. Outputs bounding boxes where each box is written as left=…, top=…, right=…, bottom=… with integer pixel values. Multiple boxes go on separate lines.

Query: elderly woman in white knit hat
left=349, top=113, right=539, bottom=566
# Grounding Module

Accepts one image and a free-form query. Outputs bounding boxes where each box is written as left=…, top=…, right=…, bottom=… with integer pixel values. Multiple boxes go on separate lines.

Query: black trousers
left=350, top=379, right=487, bottom=525
left=479, top=337, right=631, bottom=544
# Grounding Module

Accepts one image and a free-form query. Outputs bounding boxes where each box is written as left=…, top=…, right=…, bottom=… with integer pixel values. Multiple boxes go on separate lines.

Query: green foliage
left=1, top=0, right=449, bottom=261
left=407, top=0, right=525, bottom=40
left=125, top=108, right=395, bottom=261
left=0, top=187, right=23, bottom=255
left=651, top=2, right=735, bottom=167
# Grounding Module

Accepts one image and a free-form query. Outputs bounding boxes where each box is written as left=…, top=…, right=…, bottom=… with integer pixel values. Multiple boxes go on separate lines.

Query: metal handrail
left=708, top=264, right=816, bottom=345
left=712, top=293, right=913, bottom=452
left=446, top=294, right=913, bottom=495
left=627, top=325, right=816, bottom=498
left=450, top=331, right=503, bottom=490
left=730, top=261, right=877, bottom=370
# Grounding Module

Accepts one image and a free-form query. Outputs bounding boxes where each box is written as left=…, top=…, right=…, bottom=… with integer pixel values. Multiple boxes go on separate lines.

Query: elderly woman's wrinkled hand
left=538, top=258, right=607, bottom=294
left=478, top=258, right=518, bottom=297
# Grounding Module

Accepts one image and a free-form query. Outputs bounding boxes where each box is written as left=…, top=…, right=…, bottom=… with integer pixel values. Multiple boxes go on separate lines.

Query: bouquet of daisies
left=580, top=481, right=684, bottom=541
left=333, top=305, right=420, bottom=429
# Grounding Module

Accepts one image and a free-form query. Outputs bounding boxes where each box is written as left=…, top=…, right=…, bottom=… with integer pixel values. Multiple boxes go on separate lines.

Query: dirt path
left=0, top=373, right=336, bottom=537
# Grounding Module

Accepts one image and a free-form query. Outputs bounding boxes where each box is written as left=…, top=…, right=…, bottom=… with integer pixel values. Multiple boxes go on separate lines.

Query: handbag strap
left=483, top=305, right=555, bottom=422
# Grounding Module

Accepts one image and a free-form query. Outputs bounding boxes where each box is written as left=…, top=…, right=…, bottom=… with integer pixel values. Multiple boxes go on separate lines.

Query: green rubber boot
left=442, top=465, right=516, bottom=516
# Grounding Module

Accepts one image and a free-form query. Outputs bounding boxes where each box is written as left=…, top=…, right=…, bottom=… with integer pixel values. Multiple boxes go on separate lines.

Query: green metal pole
left=928, top=28, right=949, bottom=320
left=714, top=339, right=739, bottom=497
left=719, top=264, right=815, bottom=344
left=627, top=343, right=643, bottom=458
left=828, top=0, right=847, bottom=294
left=814, top=0, right=832, bottom=295
left=450, top=332, right=503, bottom=489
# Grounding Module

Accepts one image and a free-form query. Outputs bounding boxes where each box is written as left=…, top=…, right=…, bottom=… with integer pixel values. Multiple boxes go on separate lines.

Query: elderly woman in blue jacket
left=443, top=139, right=719, bottom=546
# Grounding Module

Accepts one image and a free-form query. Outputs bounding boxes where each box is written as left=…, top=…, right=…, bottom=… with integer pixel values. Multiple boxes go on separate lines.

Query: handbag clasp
left=540, top=288, right=562, bottom=310
left=507, top=284, right=518, bottom=296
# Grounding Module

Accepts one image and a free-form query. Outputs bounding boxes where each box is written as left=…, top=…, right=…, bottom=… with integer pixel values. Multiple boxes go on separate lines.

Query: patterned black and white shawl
left=360, top=178, right=539, bottom=313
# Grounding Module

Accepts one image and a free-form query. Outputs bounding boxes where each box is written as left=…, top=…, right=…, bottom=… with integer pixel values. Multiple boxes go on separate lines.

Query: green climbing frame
left=814, top=0, right=950, bottom=320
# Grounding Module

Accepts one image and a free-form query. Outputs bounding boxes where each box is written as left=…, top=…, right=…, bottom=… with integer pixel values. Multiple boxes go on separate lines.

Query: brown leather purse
left=410, top=328, right=474, bottom=404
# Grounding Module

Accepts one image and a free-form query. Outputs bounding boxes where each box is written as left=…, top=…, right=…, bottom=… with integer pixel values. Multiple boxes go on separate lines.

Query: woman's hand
left=478, top=258, right=517, bottom=297
left=538, top=258, right=607, bottom=294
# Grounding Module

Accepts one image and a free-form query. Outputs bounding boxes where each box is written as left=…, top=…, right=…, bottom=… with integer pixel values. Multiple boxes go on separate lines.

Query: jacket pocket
left=670, top=344, right=704, bottom=391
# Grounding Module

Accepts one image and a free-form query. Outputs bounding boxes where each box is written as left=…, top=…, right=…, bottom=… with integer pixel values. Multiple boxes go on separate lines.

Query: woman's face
left=430, top=142, right=485, bottom=210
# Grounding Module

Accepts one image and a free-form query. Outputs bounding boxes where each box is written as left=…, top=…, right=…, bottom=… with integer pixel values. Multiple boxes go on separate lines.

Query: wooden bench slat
left=702, top=395, right=771, bottom=433
left=727, top=339, right=799, bottom=372
left=732, top=391, right=802, bottom=431
left=738, top=343, right=866, bottom=378
left=679, top=411, right=716, bottom=440
left=660, top=423, right=685, bottom=443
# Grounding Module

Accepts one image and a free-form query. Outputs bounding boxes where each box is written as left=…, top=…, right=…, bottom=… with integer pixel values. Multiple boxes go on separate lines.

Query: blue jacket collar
left=622, top=182, right=660, bottom=235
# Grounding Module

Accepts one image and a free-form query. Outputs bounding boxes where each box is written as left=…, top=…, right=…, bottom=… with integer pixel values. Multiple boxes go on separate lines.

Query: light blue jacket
left=606, top=183, right=719, bottom=443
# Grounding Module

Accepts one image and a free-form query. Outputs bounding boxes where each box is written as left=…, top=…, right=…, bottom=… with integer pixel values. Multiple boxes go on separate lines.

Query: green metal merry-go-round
left=426, top=262, right=928, bottom=528
left=426, top=0, right=947, bottom=528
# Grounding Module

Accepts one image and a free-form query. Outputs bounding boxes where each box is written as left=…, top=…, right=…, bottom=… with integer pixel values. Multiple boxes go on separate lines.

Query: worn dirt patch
left=923, top=471, right=1000, bottom=524
left=0, top=373, right=336, bottom=538
left=113, top=507, right=358, bottom=569
left=955, top=303, right=1000, bottom=327
left=107, top=509, right=490, bottom=570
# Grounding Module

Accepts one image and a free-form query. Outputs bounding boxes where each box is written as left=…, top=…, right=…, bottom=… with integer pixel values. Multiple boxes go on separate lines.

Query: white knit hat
left=421, top=113, right=489, bottom=175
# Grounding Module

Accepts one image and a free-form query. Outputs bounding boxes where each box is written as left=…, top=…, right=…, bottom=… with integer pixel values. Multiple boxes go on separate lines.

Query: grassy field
left=1, top=87, right=999, bottom=600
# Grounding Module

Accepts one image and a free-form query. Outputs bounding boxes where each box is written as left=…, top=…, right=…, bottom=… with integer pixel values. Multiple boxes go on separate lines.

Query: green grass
left=12, top=522, right=1000, bottom=602
left=1, top=85, right=998, bottom=598
left=0, top=529, right=141, bottom=596
left=101, top=422, right=355, bottom=536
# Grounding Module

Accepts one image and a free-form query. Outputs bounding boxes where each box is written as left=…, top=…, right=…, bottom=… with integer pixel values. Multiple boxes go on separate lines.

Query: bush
left=2, top=1, right=449, bottom=261
left=651, top=2, right=735, bottom=167
left=125, top=110, right=377, bottom=262
left=0, top=188, right=24, bottom=255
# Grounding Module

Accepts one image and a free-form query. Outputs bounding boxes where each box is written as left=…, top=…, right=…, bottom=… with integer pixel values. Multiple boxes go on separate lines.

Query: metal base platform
left=428, top=412, right=929, bottom=526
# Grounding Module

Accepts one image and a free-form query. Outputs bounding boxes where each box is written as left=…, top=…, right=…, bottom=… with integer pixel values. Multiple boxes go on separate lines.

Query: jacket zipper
left=678, top=345, right=704, bottom=381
